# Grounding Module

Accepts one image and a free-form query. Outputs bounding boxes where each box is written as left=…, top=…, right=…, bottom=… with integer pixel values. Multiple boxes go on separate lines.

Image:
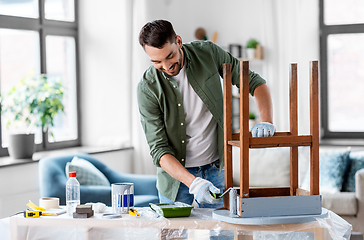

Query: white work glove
left=189, top=177, right=221, bottom=204
left=251, top=122, right=276, bottom=137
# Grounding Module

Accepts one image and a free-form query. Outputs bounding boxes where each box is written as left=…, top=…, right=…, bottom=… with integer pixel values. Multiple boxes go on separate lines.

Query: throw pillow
left=65, top=156, right=110, bottom=186
left=342, top=151, right=364, bottom=192
left=301, top=149, right=350, bottom=194
left=233, top=147, right=291, bottom=187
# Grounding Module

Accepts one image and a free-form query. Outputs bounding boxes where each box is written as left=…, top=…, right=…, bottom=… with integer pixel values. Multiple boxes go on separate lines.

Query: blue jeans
left=159, top=159, right=225, bottom=208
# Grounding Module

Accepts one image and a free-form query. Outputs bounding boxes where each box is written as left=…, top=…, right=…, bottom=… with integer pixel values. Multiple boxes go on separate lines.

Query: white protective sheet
left=0, top=208, right=352, bottom=240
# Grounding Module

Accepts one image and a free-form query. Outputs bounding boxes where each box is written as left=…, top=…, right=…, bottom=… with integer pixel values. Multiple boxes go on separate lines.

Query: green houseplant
left=246, top=39, right=259, bottom=49
left=246, top=39, right=259, bottom=59
left=1, top=74, right=64, bottom=159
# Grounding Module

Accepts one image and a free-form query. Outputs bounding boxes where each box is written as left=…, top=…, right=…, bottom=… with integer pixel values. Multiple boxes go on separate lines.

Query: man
left=137, top=20, right=275, bottom=208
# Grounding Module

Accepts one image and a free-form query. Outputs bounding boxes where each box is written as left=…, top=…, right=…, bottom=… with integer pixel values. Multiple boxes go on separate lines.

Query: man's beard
left=164, top=48, right=184, bottom=77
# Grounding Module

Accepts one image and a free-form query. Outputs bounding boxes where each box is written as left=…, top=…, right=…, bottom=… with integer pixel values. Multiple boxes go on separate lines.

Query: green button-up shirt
left=137, top=40, right=266, bottom=201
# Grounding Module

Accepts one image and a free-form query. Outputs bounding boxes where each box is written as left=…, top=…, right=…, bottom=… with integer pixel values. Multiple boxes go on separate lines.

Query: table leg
left=314, top=227, right=323, bottom=240
left=237, top=231, right=253, bottom=240
left=238, top=235, right=253, bottom=240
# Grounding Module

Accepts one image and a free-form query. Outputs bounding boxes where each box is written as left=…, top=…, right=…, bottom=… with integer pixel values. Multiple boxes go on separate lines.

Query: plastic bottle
left=66, top=172, right=80, bottom=215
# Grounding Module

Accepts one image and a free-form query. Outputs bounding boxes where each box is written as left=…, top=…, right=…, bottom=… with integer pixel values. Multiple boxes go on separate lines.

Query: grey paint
left=240, top=195, right=322, bottom=218
left=212, top=207, right=328, bottom=225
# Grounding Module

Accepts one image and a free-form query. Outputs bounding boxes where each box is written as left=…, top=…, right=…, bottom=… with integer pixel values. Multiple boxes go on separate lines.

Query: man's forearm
left=253, top=83, right=273, bottom=123
left=159, top=154, right=196, bottom=187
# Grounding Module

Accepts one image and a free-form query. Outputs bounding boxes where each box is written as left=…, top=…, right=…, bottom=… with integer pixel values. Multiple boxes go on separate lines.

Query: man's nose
left=162, top=61, right=172, bottom=71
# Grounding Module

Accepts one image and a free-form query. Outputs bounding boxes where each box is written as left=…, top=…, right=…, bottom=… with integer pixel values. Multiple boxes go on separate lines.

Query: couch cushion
left=66, top=157, right=110, bottom=186
left=301, top=149, right=350, bottom=193
left=343, top=151, right=364, bottom=192
left=322, top=192, right=357, bottom=216
left=233, top=147, right=291, bottom=187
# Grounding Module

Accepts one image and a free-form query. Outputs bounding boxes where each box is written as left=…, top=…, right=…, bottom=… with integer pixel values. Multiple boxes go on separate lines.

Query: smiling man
left=137, top=20, right=275, bottom=208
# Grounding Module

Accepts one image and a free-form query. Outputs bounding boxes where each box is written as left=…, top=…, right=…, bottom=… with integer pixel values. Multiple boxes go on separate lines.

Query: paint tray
left=149, top=202, right=193, bottom=218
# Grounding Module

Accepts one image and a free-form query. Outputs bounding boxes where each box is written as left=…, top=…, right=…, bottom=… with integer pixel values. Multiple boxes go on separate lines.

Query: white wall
left=162, top=0, right=264, bottom=50
left=78, top=0, right=133, bottom=148
left=0, top=163, right=39, bottom=219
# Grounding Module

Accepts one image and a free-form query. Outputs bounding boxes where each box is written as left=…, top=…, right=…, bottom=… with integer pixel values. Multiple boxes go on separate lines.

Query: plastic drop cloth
left=0, top=208, right=351, bottom=240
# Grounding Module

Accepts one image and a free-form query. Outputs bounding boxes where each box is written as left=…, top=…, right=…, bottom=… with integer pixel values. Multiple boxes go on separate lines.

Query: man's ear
left=176, top=35, right=183, bottom=48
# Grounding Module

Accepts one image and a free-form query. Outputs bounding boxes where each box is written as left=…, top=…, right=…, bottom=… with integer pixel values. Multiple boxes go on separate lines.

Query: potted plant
left=246, top=39, right=259, bottom=59
left=0, top=74, right=64, bottom=159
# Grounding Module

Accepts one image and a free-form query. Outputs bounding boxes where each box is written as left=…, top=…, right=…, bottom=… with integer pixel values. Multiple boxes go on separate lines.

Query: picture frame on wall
left=229, top=44, right=242, bottom=58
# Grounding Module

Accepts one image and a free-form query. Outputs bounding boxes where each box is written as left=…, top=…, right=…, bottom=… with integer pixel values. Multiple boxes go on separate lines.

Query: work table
left=0, top=207, right=351, bottom=240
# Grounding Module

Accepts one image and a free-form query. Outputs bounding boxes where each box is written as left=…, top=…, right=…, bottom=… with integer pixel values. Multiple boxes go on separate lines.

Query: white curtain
left=130, top=0, right=169, bottom=174
left=260, top=0, right=320, bottom=134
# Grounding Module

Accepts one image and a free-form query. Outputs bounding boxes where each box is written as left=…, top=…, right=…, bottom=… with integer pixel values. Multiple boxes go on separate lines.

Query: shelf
left=237, top=45, right=264, bottom=61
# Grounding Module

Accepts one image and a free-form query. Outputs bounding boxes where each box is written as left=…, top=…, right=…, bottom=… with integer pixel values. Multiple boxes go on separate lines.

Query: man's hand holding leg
left=251, top=122, right=276, bottom=137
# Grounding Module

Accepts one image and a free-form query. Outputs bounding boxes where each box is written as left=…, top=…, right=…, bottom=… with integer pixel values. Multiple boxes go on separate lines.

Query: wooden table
left=7, top=208, right=350, bottom=240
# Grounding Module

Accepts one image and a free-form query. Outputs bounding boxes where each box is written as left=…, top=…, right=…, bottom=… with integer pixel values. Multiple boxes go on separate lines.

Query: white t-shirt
left=172, top=64, right=219, bottom=167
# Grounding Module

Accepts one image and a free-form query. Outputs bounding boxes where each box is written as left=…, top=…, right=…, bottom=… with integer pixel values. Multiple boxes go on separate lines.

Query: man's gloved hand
left=189, top=177, right=221, bottom=204
left=251, top=122, right=275, bottom=137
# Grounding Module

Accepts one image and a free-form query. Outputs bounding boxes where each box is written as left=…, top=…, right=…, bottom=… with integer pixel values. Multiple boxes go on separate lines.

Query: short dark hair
left=139, top=20, right=177, bottom=49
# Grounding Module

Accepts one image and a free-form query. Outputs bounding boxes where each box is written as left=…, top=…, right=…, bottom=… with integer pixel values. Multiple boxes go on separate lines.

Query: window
left=320, top=0, right=364, bottom=139
left=0, top=0, right=39, bottom=18
left=0, top=0, right=79, bottom=155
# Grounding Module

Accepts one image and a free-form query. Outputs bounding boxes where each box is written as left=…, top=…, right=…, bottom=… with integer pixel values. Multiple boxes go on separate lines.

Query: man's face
left=144, top=35, right=184, bottom=77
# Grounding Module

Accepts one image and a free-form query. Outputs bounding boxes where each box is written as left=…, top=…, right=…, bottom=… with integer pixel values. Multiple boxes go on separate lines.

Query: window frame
left=319, top=0, right=364, bottom=139
left=0, top=0, right=81, bottom=156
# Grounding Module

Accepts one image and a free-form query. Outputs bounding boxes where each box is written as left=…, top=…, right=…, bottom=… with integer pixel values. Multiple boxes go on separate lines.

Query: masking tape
left=39, top=197, right=59, bottom=210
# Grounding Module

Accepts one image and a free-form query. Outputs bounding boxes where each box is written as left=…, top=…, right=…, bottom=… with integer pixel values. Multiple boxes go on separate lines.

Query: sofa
left=39, top=153, right=159, bottom=207
left=232, top=146, right=364, bottom=233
